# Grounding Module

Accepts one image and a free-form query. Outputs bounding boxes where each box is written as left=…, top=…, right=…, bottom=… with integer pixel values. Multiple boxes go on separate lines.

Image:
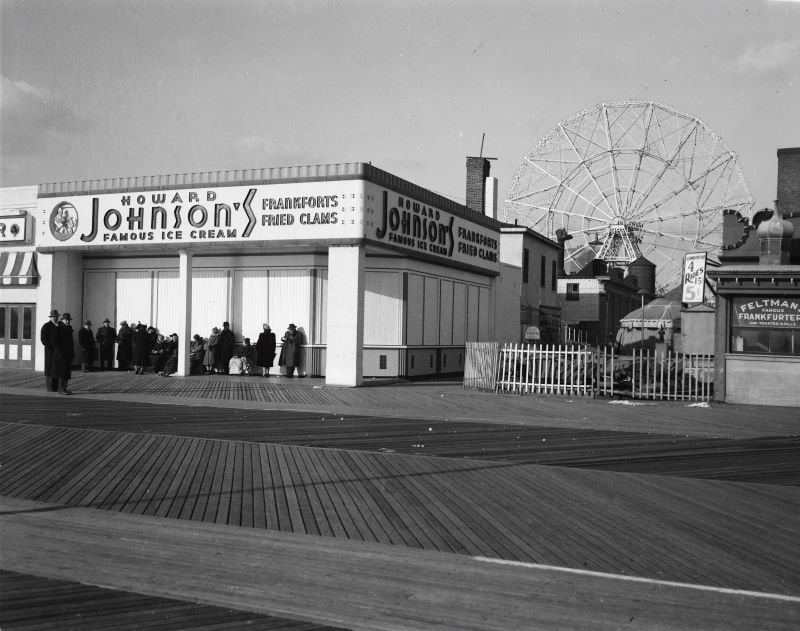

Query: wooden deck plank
left=4, top=498, right=797, bottom=631
left=188, top=439, right=223, bottom=523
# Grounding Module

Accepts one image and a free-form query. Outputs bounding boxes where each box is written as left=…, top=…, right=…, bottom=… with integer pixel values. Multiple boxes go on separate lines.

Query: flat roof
left=38, top=161, right=501, bottom=231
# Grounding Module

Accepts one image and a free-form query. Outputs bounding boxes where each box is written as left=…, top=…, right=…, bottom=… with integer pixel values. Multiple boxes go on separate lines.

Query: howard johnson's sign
left=38, top=179, right=500, bottom=273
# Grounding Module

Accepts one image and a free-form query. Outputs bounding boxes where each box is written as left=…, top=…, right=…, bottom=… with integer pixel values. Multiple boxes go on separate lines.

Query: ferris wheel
left=504, top=100, right=754, bottom=292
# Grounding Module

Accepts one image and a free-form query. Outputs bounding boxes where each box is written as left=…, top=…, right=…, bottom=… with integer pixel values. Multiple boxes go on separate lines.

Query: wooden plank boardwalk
left=2, top=421, right=798, bottom=596
left=0, top=569, right=345, bottom=631
left=2, top=392, right=798, bottom=485
left=4, top=495, right=799, bottom=631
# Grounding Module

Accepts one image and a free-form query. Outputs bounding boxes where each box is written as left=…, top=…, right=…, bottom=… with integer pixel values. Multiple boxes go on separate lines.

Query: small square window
left=566, top=283, right=580, bottom=301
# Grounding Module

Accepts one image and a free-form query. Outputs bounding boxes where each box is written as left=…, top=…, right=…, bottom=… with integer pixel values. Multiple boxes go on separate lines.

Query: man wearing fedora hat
left=40, top=309, right=60, bottom=391
left=52, top=313, right=75, bottom=394
left=78, top=320, right=96, bottom=373
left=96, top=318, right=117, bottom=371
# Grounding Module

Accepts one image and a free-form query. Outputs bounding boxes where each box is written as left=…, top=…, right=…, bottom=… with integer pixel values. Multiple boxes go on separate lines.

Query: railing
left=464, top=342, right=499, bottom=390
left=495, top=343, right=594, bottom=396
left=596, top=347, right=714, bottom=401
left=465, top=342, right=714, bottom=401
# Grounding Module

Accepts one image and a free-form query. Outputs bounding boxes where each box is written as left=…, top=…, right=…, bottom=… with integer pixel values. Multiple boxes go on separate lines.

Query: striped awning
left=0, top=251, right=38, bottom=285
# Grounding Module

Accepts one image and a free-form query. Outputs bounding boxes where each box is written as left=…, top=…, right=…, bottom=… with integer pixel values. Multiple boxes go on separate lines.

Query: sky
left=1, top=0, right=799, bottom=213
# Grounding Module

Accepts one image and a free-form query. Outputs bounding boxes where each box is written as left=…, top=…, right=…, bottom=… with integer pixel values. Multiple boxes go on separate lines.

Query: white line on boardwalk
left=473, top=556, right=800, bottom=603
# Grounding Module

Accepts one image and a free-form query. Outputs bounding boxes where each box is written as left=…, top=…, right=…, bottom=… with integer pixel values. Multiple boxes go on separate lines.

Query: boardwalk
left=1, top=369, right=799, bottom=629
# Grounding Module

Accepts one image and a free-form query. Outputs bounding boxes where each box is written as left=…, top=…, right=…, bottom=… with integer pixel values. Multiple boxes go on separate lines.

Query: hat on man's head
left=49, top=309, right=59, bottom=317
left=289, top=323, right=296, bottom=328
left=84, top=320, right=92, bottom=326
left=223, top=321, right=230, bottom=327
left=103, top=318, right=110, bottom=324
left=120, top=320, right=128, bottom=326
left=61, top=313, right=72, bottom=321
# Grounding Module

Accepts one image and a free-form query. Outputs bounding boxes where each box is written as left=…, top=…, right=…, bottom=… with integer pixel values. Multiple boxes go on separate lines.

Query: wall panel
left=467, top=284, right=480, bottom=342
left=439, top=280, right=454, bottom=346
left=192, top=270, right=229, bottom=337
left=269, top=270, right=312, bottom=342
left=452, top=283, right=467, bottom=345
left=423, top=276, right=440, bottom=346
left=406, top=274, right=424, bottom=345
left=155, top=271, right=180, bottom=335
left=235, top=270, right=269, bottom=341
left=117, top=271, right=153, bottom=326
left=364, top=271, right=402, bottom=345
left=478, top=286, right=490, bottom=341
left=83, top=272, right=116, bottom=328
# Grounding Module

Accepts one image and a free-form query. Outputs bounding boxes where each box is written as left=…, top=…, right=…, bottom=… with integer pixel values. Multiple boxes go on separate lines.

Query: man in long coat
left=78, top=320, right=96, bottom=372
left=40, top=309, right=59, bottom=391
left=96, top=318, right=117, bottom=370
left=116, top=321, right=133, bottom=371
left=51, top=313, right=75, bottom=395
left=217, top=321, right=235, bottom=374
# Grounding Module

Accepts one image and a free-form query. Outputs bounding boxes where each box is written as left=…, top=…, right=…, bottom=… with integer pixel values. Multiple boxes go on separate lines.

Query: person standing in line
left=204, top=327, right=219, bottom=373
left=217, top=321, right=235, bottom=374
left=95, top=318, right=117, bottom=371
left=132, top=324, right=151, bottom=374
left=52, top=312, right=75, bottom=395
left=189, top=334, right=205, bottom=375
left=40, top=309, right=60, bottom=391
left=78, top=320, right=96, bottom=372
left=116, top=320, right=133, bottom=371
left=278, top=323, right=301, bottom=378
left=241, top=337, right=255, bottom=375
left=255, top=323, right=276, bottom=377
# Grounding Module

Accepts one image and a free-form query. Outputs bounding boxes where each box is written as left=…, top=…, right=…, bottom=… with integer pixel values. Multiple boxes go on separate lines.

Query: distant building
left=558, top=258, right=652, bottom=346
left=496, top=225, right=562, bottom=343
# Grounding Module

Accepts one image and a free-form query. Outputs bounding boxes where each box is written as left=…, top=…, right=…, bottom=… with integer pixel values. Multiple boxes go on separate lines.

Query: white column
left=176, top=249, right=193, bottom=376
left=325, top=245, right=365, bottom=386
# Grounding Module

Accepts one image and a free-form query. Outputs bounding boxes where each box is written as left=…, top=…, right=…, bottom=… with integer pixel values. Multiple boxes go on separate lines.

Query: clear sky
left=1, top=0, right=798, bottom=212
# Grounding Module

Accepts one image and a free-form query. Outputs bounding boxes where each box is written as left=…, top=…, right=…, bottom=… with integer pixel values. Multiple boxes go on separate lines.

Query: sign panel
left=37, top=181, right=365, bottom=248
left=524, top=326, right=541, bottom=341
left=732, top=297, right=800, bottom=328
left=0, top=214, right=28, bottom=243
left=682, top=252, right=706, bottom=304
left=366, top=183, right=500, bottom=273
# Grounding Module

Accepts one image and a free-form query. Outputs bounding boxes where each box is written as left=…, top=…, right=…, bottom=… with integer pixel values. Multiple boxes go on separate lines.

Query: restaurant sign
left=37, top=180, right=365, bottom=248
left=732, top=297, right=800, bottom=328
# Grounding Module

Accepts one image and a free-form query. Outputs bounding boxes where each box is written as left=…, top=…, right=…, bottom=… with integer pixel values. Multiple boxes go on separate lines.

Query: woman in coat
left=132, top=324, right=152, bottom=374
left=255, top=323, right=276, bottom=377
left=204, top=327, right=219, bottom=373
left=116, top=321, right=133, bottom=371
left=278, top=323, right=301, bottom=377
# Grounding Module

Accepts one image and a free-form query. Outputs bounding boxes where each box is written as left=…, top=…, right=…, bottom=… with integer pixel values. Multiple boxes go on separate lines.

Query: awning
left=0, top=251, right=38, bottom=285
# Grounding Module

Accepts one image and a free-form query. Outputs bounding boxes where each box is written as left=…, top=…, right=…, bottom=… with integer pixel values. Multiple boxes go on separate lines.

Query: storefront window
left=730, top=297, right=800, bottom=355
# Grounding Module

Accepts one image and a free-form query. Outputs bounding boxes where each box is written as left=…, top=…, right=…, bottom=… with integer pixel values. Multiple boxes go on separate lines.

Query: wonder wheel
left=504, top=100, right=753, bottom=292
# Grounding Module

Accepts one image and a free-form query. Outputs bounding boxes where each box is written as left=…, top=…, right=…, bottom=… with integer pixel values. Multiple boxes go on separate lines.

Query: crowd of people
left=40, top=312, right=304, bottom=392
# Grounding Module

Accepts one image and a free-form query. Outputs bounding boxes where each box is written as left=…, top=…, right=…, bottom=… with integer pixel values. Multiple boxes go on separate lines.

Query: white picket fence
left=465, top=342, right=714, bottom=401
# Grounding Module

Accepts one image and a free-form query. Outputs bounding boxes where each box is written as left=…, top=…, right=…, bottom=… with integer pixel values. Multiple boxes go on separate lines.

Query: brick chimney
left=777, top=147, right=800, bottom=216
left=466, top=157, right=492, bottom=215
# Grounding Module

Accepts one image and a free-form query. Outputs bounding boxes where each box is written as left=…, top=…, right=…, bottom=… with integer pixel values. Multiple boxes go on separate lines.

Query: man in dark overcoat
left=78, top=320, right=96, bottom=372
left=116, top=320, right=133, bottom=371
left=51, top=312, right=75, bottom=395
left=218, top=321, right=235, bottom=374
left=40, top=309, right=60, bottom=391
left=96, top=318, right=117, bottom=370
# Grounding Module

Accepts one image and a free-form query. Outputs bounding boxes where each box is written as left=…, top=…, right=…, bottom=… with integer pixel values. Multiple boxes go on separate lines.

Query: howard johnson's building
left=9, top=162, right=503, bottom=386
